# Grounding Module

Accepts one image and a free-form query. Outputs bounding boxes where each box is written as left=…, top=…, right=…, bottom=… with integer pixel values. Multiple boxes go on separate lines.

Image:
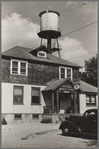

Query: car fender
left=59, top=120, right=80, bottom=133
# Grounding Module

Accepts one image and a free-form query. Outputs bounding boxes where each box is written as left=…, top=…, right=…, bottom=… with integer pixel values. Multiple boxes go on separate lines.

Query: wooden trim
left=56, top=92, right=59, bottom=113
left=52, top=92, right=54, bottom=113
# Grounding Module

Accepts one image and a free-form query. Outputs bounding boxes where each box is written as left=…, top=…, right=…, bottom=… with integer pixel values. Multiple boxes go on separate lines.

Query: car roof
left=85, top=109, right=98, bottom=113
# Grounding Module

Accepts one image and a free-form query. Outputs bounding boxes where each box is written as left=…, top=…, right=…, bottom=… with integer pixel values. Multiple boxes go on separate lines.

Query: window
left=13, top=86, right=23, bottom=105
left=86, top=94, right=96, bottom=106
left=11, top=59, right=28, bottom=76
left=59, top=67, right=72, bottom=80
left=14, top=114, right=22, bottom=120
left=67, top=69, right=71, bottom=78
left=37, top=51, right=46, bottom=58
left=32, top=114, right=39, bottom=119
left=60, top=68, right=65, bottom=78
left=31, top=87, right=40, bottom=104
left=12, top=61, right=18, bottom=74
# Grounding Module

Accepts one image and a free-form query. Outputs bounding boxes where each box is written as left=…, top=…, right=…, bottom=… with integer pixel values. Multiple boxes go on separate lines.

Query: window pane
left=12, top=61, right=18, bottom=67
left=33, top=114, right=39, bottom=119
left=67, top=69, right=71, bottom=78
left=12, top=61, right=18, bottom=74
left=61, top=68, right=65, bottom=73
left=21, top=62, right=26, bottom=69
left=86, top=95, right=90, bottom=104
left=32, top=88, right=39, bottom=96
left=91, top=96, right=96, bottom=105
left=20, top=62, right=26, bottom=75
left=14, top=114, right=22, bottom=120
left=32, top=96, right=39, bottom=104
left=61, top=74, right=65, bottom=78
left=20, top=69, right=26, bottom=75
left=91, top=98, right=95, bottom=103
left=12, top=68, right=18, bottom=74
left=14, top=86, right=23, bottom=95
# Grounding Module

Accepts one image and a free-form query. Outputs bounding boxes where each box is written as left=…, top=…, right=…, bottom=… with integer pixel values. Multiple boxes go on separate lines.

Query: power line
left=2, top=1, right=51, bottom=32
left=17, top=2, right=47, bottom=14
left=59, top=1, right=89, bottom=14
left=60, top=21, right=98, bottom=38
left=2, top=1, right=89, bottom=32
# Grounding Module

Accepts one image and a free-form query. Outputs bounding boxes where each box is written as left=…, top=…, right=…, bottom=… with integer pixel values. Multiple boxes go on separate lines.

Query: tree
left=80, top=54, right=98, bottom=87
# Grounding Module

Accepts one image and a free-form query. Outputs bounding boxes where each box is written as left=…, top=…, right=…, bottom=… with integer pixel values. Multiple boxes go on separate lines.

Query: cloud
left=2, top=13, right=40, bottom=52
left=77, top=2, right=98, bottom=15
left=57, top=37, right=88, bottom=66
left=2, top=12, right=89, bottom=68
left=65, top=2, right=74, bottom=8
left=65, top=1, right=97, bottom=15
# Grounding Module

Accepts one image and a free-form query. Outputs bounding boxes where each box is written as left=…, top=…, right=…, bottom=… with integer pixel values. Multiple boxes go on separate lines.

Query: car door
left=81, top=110, right=97, bottom=134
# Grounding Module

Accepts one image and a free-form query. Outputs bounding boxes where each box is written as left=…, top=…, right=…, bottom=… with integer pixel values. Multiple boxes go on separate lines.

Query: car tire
left=62, top=127, right=71, bottom=136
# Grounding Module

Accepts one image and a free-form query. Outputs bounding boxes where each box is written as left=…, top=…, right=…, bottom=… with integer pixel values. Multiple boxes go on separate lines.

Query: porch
left=42, top=79, right=80, bottom=115
left=43, top=106, right=74, bottom=114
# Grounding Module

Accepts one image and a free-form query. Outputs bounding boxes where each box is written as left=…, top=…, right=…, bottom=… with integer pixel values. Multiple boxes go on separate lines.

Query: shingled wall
left=2, top=58, right=80, bottom=85
left=2, top=59, right=59, bottom=85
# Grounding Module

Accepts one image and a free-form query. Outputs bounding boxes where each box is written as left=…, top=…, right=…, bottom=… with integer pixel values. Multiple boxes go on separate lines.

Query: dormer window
left=37, top=51, right=46, bottom=58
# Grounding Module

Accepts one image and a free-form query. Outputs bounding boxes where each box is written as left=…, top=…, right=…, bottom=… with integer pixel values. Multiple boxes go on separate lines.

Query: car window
left=83, top=111, right=97, bottom=118
left=88, top=112, right=95, bottom=116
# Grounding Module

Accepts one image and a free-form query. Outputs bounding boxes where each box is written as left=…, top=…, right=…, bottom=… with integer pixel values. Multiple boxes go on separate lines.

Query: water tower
left=37, top=10, right=62, bottom=57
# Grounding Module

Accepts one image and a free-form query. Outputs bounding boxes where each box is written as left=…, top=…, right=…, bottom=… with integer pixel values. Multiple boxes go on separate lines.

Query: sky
left=1, top=1, right=98, bottom=71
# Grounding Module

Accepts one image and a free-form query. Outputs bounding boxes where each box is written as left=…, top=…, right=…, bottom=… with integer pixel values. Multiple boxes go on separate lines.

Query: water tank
left=39, top=10, right=60, bottom=31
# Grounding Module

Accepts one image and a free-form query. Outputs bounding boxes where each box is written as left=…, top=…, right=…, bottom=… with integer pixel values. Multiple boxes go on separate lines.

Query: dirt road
left=2, top=123, right=98, bottom=148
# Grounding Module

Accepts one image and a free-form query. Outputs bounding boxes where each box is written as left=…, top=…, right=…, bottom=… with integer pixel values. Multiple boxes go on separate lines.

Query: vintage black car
left=59, top=109, right=98, bottom=139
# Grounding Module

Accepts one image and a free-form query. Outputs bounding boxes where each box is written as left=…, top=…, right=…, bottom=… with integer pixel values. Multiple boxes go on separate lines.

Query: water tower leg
left=47, top=36, right=51, bottom=53
left=57, top=39, right=61, bottom=58
left=40, top=38, right=43, bottom=46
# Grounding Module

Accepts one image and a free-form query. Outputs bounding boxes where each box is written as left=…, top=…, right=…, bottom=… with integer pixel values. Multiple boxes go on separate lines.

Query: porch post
left=52, top=92, right=54, bottom=113
left=56, top=92, right=59, bottom=113
left=73, top=93, right=76, bottom=114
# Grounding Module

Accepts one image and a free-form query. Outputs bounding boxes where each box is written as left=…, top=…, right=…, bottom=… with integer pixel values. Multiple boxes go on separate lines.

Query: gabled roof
left=79, top=80, right=98, bottom=93
left=42, top=79, right=98, bottom=93
left=42, top=78, right=70, bottom=92
left=2, top=46, right=81, bottom=68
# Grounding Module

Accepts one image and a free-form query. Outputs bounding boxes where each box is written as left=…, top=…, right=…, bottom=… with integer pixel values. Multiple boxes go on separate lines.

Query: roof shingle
left=42, top=79, right=98, bottom=93
left=2, top=46, right=81, bottom=68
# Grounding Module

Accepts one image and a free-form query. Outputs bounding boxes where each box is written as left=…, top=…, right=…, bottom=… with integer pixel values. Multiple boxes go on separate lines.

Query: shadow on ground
left=81, top=140, right=98, bottom=147
left=59, top=133, right=97, bottom=140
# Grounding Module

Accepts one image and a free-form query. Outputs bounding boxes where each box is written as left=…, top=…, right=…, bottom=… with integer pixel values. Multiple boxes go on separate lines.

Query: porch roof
left=79, top=80, right=98, bottom=93
left=42, top=78, right=70, bottom=92
left=42, top=79, right=98, bottom=93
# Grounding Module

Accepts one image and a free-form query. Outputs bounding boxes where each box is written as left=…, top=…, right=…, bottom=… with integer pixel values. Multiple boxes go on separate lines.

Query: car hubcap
left=64, top=128, right=68, bottom=133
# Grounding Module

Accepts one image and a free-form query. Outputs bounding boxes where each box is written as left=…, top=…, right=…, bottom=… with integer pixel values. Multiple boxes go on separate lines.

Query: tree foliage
left=80, top=54, right=98, bottom=87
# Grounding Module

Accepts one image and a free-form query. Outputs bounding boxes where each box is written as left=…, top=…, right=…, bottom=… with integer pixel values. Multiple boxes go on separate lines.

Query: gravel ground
left=2, top=123, right=98, bottom=148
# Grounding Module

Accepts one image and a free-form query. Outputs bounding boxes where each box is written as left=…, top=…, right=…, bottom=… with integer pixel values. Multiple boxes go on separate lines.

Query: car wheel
left=62, top=127, right=71, bottom=136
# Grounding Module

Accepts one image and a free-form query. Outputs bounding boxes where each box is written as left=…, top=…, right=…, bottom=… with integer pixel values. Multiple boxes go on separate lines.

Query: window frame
left=11, top=59, right=28, bottom=76
left=32, top=114, right=39, bottom=119
left=59, top=66, right=72, bottom=80
left=37, top=51, right=46, bottom=58
left=13, top=86, right=24, bottom=105
left=31, top=87, right=41, bottom=105
left=86, top=94, right=96, bottom=106
left=14, top=114, right=22, bottom=120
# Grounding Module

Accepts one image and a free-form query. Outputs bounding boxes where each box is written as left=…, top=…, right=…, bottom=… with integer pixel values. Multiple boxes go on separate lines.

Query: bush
left=41, top=117, right=52, bottom=123
left=2, top=117, right=7, bottom=125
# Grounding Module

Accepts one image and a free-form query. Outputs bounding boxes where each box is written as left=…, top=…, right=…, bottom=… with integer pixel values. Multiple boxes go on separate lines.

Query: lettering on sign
left=59, top=88, right=73, bottom=91
left=64, top=91, right=69, bottom=93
